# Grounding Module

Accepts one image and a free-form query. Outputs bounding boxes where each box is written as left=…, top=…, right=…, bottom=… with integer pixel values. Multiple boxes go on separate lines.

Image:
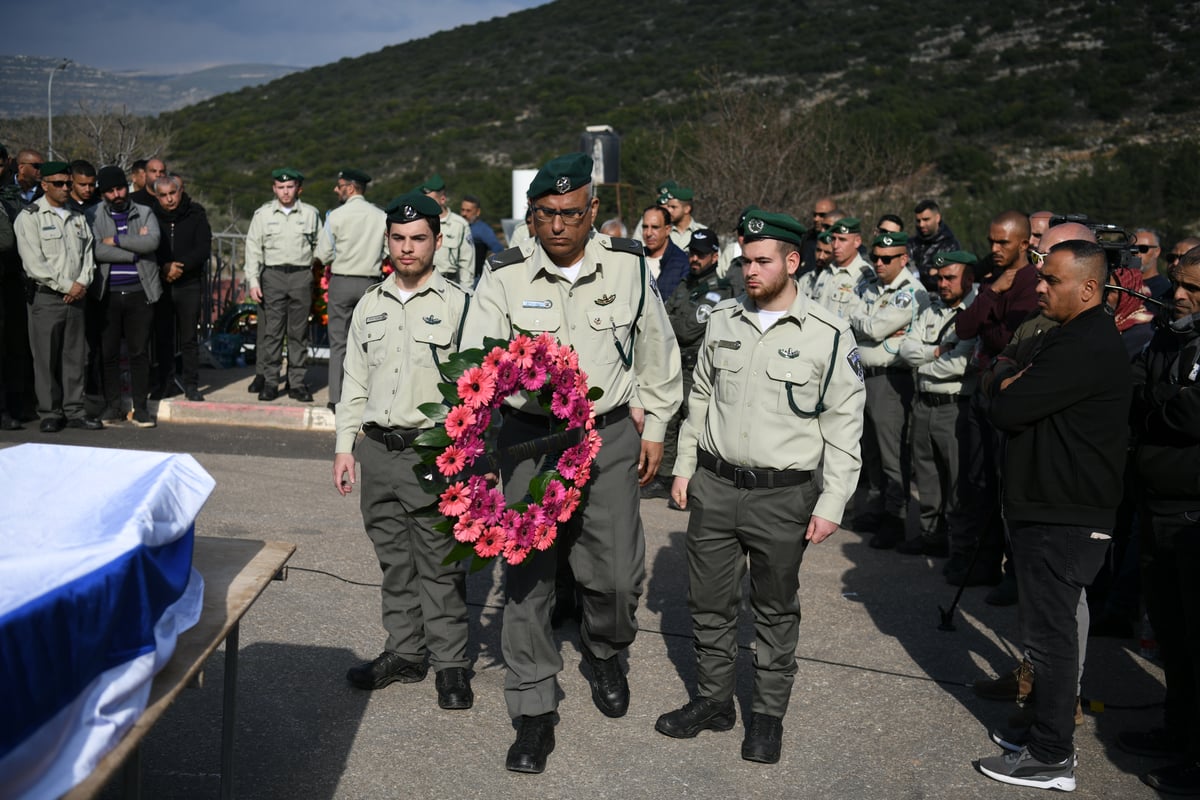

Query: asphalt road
left=3, top=422, right=1171, bottom=799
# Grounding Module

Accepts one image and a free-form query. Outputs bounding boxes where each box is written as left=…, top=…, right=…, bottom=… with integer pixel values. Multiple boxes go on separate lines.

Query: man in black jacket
left=152, top=175, right=211, bottom=402
left=1118, top=246, right=1200, bottom=795
left=976, top=240, right=1131, bottom=792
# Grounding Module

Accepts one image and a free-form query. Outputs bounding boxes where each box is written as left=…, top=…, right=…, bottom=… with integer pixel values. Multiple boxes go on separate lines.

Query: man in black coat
left=976, top=240, right=1131, bottom=792
left=1118, top=245, right=1200, bottom=795
left=152, top=175, right=211, bottom=401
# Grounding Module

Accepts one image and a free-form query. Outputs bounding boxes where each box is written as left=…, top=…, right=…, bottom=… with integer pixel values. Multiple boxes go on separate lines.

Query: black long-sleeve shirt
left=990, top=303, right=1132, bottom=528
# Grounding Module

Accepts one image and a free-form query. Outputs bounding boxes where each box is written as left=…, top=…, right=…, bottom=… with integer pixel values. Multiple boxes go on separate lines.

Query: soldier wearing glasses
left=656, top=209, right=864, bottom=765
left=849, top=231, right=928, bottom=549
left=462, top=152, right=682, bottom=774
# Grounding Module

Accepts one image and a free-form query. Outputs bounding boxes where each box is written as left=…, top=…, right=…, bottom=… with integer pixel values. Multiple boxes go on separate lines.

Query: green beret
left=663, top=186, right=694, bottom=202
left=735, top=205, right=762, bottom=235
left=39, top=161, right=69, bottom=178
left=419, top=173, right=446, bottom=193
left=338, top=168, right=371, bottom=184
left=656, top=179, right=679, bottom=194
left=871, top=231, right=909, bottom=248
left=817, top=230, right=834, bottom=244
left=741, top=209, right=807, bottom=246
left=830, top=217, right=861, bottom=235
left=385, top=190, right=442, bottom=222
left=933, top=250, right=978, bottom=267
left=271, top=167, right=304, bottom=183
left=526, top=152, right=593, bottom=200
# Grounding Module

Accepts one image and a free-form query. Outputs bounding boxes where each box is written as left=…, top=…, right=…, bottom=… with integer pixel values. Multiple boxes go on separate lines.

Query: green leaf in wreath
left=439, top=383, right=462, bottom=406
left=587, top=385, right=604, bottom=401
left=527, top=470, right=562, bottom=503
left=414, top=427, right=452, bottom=448
left=418, top=401, right=448, bottom=422
left=443, top=542, right=476, bottom=566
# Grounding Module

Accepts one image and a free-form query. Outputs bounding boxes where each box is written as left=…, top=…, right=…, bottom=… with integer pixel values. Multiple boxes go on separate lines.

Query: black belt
left=918, top=392, right=968, bottom=407
left=864, top=366, right=909, bottom=378
left=507, top=404, right=630, bottom=430
left=362, top=423, right=424, bottom=451
left=36, top=285, right=65, bottom=297
left=266, top=264, right=310, bottom=273
left=698, top=449, right=812, bottom=490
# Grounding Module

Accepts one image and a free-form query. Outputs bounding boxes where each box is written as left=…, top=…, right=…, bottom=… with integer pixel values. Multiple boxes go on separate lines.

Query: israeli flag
left=0, top=444, right=214, bottom=799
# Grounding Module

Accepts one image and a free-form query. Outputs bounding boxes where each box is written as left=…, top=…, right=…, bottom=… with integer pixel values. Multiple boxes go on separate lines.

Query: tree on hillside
left=0, top=104, right=169, bottom=169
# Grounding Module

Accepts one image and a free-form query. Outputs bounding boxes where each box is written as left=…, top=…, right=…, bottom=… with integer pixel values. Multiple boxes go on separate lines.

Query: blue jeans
left=1009, top=521, right=1112, bottom=763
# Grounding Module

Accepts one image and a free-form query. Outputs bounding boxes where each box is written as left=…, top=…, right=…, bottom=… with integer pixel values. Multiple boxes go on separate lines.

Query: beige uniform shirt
left=432, top=210, right=474, bottom=286
left=799, top=254, right=873, bottom=320
left=15, top=197, right=95, bottom=291
left=668, top=218, right=705, bottom=251
left=849, top=270, right=928, bottom=369
left=243, top=199, right=321, bottom=290
left=675, top=291, right=865, bottom=524
left=314, top=194, right=386, bottom=277
left=461, top=235, right=682, bottom=442
left=335, top=270, right=469, bottom=453
left=898, top=287, right=979, bottom=395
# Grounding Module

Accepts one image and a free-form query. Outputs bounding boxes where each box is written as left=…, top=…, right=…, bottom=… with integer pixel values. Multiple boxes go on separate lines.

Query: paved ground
left=1, top=364, right=1171, bottom=799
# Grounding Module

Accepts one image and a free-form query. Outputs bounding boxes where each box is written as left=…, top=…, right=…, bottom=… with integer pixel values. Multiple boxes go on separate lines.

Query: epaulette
left=486, top=245, right=528, bottom=270
left=19, top=203, right=37, bottom=215
left=605, top=236, right=644, bottom=256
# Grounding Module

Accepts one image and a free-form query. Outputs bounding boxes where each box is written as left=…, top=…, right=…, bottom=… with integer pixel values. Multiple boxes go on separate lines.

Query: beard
left=746, top=268, right=792, bottom=307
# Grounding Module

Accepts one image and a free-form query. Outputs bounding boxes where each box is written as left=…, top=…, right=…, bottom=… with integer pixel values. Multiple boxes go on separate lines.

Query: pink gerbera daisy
left=439, top=481, right=471, bottom=517
left=444, top=405, right=478, bottom=440
left=508, top=335, right=535, bottom=368
left=436, top=445, right=468, bottom=477
left=457, top=366, right=496, bottom=410
left=454, top=517, right=484, bottom=543
left=475, top=526, right=506, bottom=558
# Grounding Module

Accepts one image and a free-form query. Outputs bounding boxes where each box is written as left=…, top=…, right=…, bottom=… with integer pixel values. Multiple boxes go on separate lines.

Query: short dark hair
left=642, top=205, right=670, bottom=228
left=461, top=194, right=481, bottom=206
left=388, top=215, right=440, bottom=238
left=131, top=159, right=148, bottom=172
left=1176, top=245, right=1200, bottom=271
left=876, top=213, right=903, bottom=230
left=914, top=199, right=941, bottom=214
left=69, top=159, right=96, bottom=177
left=1049, top=240, right=1107, bottom=285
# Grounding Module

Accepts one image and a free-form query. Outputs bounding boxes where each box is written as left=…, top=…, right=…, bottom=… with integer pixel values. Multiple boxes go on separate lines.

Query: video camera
left=1047, top=214, right=1138, bottom=274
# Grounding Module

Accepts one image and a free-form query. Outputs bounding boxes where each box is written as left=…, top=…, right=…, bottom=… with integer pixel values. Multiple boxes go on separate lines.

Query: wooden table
left=63, top=537, right=295, bottom=800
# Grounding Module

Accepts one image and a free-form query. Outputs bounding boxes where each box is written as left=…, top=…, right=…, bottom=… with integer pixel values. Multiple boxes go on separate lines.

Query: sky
left=3, top=0, right=549, bottom=74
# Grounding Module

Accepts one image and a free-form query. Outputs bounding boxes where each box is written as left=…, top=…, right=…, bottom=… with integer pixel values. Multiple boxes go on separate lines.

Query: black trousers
left=100, top=290, right=156, bottom=413
left=158, top=280, right=203, bottom=390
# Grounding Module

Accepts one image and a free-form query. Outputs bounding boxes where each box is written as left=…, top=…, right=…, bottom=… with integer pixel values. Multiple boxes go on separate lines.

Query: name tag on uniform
left=716, top=339, right=742, bottom=350
left=523, top=300, right=553, bottom=309
left=365, top=313, right=387, bottom=324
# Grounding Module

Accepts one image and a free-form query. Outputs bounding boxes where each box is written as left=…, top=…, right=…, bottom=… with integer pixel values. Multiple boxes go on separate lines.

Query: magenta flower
left=520, top=363, right=548, bottom=392
left=532, top=522, right=556, bottom=551
left=445, top=405, right=478, bottom=441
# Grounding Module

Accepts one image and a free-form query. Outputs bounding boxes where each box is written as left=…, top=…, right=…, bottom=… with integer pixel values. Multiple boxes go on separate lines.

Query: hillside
left=114, top=1, right=1200, bottom=240
left=0, top=56, right=301, bottom=118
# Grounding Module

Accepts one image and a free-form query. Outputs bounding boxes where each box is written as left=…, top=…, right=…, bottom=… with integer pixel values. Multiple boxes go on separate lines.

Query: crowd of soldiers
left=4, top=145, right=1198, bottom=793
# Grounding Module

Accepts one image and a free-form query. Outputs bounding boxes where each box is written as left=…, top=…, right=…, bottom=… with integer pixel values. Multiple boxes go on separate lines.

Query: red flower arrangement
left=413, top=332, right=603, bottom=570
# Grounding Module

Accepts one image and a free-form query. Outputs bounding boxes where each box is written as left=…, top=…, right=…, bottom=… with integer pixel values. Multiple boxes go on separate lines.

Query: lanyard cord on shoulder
left=786, top=327, right=840, bottom=418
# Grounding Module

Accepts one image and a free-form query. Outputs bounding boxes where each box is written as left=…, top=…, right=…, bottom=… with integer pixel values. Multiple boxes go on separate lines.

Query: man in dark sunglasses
left=1133, top=228, right=1169, bottom=303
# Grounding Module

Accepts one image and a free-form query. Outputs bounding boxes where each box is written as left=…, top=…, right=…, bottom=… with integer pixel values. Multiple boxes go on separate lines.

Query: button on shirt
left=15, top=197, right=95, bottom=292
left=335, top=270, right=469, bottom=453
left=675, top=292, right=866, bottom=524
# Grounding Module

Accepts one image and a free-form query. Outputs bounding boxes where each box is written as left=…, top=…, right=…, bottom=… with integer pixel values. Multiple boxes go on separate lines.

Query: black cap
left=96, top=165, right=127, bottom=193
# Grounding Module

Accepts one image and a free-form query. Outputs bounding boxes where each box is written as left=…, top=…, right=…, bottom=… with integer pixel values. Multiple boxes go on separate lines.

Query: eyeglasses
left=44, top=179, right=71, bottom=188
left=872, top=253, right=902, bottom=265
left=1134, top=244, right=1159, bottom=254
left=1029, top=249, right=1049, bottom=266
left=1166, top=253, right=1184, bottom=265
left=532, top=206, right=589, bottom=226
left=19, top=161, right=42, bottom=169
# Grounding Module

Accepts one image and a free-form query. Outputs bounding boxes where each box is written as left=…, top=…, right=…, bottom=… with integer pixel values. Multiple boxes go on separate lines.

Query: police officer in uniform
left=655, top=209, right=865, bottom=764
left=332, top=191, right=474, bottom=709
left=645, top=227, right=734, bottom=503
left=244, top=168, right=321, bottom=402
left=315, top=168, right=386, bottom=410
left=418, top=174, right=474, bottom=287
left=799, top=217, right=873, bottom=319
left=896, top=250, right=978, bottom=556
left=461, top=152, right=682, bottom=774
left=849, top=231, right=928, bottom=548
left=14, top=161, right=101, bottom=432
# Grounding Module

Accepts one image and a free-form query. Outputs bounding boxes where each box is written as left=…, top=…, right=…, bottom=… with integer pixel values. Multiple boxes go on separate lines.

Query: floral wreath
left=412, top=332, right=603, bottom=570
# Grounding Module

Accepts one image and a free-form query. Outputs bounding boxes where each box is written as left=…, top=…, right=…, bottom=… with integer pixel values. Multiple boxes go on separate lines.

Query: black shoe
left=247, top=374, right=265, bottom=393
left=288, top=386, right=314, bottom=402
left=741, top=713, right=784, bottom=764
left=130, top=409, right=157, bottom=429
left=867, top=516, right=905, bottom=550
left=583, top=647, right=629, bottom=718
left=1142, top=760, right=1200, bottom=794
left=506, top=713, right=556, bottom=774
left=640, top=478, right=670, bottom=499
left=667, top=496, right=685, bottom=511
left=258, top=385, right=279, bottom=402
left=66, top=416, right=104, bottom=430
left=985, top=572, right=1019, bottom=606
left=896, top=536, right=950, bottom=557
left=40, top=417, right=66, bottom=433
left=346, top=652, right=427, bottom=690
left=184, top=387, right=205, bottom=402
left=1118, top=728, right=1184, bottom=758
left=0, top=414, right=22, bottom=430
left=655, top=697, right=736, bottom=738
left=435, top=667, right=474, bottom=710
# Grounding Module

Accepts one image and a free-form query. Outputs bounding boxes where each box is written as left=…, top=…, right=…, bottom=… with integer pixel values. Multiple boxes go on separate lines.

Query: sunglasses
left=44, top=180, right=72, bottom=188
left=1029, top=249, right=1048, bottom=266
left=1134, top=244, right=1159, bottom=254
left=871, top=253, right=902, bottom=265
left=1166, top=253, right=1183, bottom=265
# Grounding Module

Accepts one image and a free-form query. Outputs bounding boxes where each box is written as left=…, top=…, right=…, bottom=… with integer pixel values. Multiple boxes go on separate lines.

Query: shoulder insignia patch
left=695, top=304, right=713, bottom=324
left=606, top=236, right=644, bottom=256
left=846, top=347, right=864, bottom=382
left=487, top=246, right=528, bottom=270
left=893, top=291, right=913, bottom=308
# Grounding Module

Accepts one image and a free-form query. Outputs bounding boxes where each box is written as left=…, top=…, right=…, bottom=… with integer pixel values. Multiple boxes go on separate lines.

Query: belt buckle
left=733, top=467, right=757, bottom=489
left=383, top=431, right=406, bottom=452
